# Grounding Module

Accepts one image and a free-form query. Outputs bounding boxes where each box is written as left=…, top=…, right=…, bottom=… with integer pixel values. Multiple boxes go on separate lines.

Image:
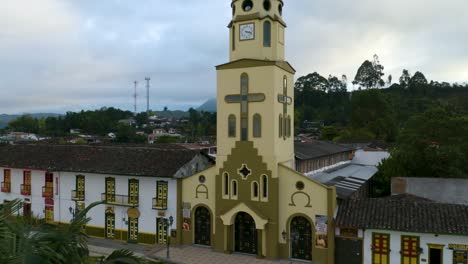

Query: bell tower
left=216, top=0, right=296, bottom=173
left=229, top=0, right=286, bottom=61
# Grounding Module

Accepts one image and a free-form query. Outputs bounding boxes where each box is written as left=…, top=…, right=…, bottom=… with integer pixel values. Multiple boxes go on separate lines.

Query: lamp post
left=166, top=215, right=174, bottom=259
left=69, top=206, right=76, bottom=220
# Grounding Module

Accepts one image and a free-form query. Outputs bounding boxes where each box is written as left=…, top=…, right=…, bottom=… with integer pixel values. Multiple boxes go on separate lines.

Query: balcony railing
left=71, top=190, right=85, bottom=201
left=152, top=197, right=167, bottom=210
left=101, top=193, right=138, bottom=207
left=20, top=184, right=31, bottom=196
left=42, top=186, right=53, bottom=198
left=1, top=182, right=11, bottom=193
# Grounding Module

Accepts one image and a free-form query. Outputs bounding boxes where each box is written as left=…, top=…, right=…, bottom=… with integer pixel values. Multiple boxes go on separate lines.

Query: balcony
left=42, top=186, right=53, bottom=198
left=71, top=190, right=85, bottom=201
left=1, top=182, right=11, bottom=193
left=101, top=193, right=138, bottom=207
left=20, top=184, right=31, bottom=196
left=152, top=197, right=167, bottom=210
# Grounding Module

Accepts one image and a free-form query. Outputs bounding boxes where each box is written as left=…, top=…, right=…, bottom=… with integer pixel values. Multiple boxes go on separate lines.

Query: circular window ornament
left=199, top=175, right=206, bottom=183
left=278, top=4, right=283, bottom=16
left=263, top=0, right=271, bottom=11
left=242, top=0, right=254, bottom=12
left=296, top=181, right=305, bottom=191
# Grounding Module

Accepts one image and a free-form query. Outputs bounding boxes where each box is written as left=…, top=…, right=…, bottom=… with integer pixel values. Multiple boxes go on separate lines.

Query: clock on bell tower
left=216, top=0, right=296, bottom=171
left=229, top=0, right=286, bottom=62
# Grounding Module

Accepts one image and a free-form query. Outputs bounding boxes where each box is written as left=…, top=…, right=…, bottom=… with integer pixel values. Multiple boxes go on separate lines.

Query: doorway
left=194, top=206, right=211, bottom=246
left=234, top=212, right=257, bottom=255
left=429, top=246, right=443, bottom=264
left=290, top=216, right=312, bottom=261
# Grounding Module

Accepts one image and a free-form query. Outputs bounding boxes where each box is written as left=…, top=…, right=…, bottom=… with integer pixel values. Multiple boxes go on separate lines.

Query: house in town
left=335, top=194, right=468, bottom=264
left=0, top=144, right=213, bottom=244
left=179, top=1, right=336, bottom=263
left=295, top=141, right=355, bottom=174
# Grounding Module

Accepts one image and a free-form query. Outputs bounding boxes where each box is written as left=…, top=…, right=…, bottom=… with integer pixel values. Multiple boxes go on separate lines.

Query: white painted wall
left=0, top=167, right=178, bottom=237
left=363, top=229, right=468, bottom=264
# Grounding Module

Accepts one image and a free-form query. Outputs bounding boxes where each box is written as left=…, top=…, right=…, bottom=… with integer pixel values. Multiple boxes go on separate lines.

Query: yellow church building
left=181, top=0, right=336, bottom=262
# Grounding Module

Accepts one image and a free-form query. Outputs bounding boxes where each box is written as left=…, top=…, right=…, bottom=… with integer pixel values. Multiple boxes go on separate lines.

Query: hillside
left=0, top=113, right=60, bottom=129
left=197, top=98, right=217, bottom=112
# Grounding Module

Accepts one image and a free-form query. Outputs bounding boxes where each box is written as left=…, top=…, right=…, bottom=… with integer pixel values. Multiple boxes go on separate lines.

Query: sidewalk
left=87, top=238, right=313, bottom=264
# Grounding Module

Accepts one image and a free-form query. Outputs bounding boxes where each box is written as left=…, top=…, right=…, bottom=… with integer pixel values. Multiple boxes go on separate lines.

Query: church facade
left=181, top=1, right=336, bottom=262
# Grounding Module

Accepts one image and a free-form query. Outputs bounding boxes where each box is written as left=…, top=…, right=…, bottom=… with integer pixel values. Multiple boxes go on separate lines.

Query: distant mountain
left=0, top=113, right=61, bottom=128
left=197, top=98, right=217, bottom=112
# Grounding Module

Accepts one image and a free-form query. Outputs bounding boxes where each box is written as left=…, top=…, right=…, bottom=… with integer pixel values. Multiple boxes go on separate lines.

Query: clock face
left=240, top=23, right=255, bottom=40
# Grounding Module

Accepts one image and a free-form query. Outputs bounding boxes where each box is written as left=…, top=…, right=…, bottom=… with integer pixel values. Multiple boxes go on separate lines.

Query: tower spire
left=133, top=80, right=138, bottom=115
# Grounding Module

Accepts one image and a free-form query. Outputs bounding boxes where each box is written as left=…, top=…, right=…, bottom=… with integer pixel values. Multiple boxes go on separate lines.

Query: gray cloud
left=1, top=0, right=467, bottom=114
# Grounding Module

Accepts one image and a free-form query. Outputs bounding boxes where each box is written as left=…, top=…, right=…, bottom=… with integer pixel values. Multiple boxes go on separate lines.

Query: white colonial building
left=0, top=144, right=213, bottom=245
left=335, top=194, right=468, bottom=264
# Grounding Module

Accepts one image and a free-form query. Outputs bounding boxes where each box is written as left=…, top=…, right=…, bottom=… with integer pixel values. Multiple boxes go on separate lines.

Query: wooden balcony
left=42, top=186, right=53, bottom=198
left=152, top=197, right=167, bottom=210
left=71, top=190, right=85, bottom=201
left=101, top=193, right=138, bottom=207
left=20, top=184, right=31, bottom=196
left=1, top=182, right=11, bottom=193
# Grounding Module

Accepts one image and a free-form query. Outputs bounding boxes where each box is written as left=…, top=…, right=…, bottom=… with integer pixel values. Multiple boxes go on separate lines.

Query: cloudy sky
left=1, top=0, right=467, bottom=114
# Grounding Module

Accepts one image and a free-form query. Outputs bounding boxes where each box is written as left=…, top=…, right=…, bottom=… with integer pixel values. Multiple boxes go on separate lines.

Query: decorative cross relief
left=225, top=74, right=265, bottom=141
left=278, top=77, right=292, bottom=139
left=237, top=164, right=252, bottom=180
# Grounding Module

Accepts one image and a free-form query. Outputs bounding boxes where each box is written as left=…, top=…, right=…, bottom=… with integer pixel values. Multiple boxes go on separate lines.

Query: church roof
left=0, top=144, right=205, bottom=177
left=336, top=195, right=468, bottom=235
left=216, top=59, right=296, bottom=74
left=295, top=141, right=354, bottom=160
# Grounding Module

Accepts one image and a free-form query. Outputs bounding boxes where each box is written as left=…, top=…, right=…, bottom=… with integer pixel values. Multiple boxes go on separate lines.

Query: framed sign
left=315, top=215, right=328, bottom=248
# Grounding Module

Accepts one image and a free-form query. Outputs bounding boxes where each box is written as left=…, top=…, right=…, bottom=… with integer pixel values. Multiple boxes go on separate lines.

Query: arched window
left=232, top=26, right=236, bottom=51
left=240, top=73, right=249, bottom=141
left=232, top=180, right=238, bottom=197
left=253, top=114, right=261, bottom=138
left=279, top=114, right=283, bottom=138
left=286, top=116, right=291, bottom=138
left=228, top=115, right=236, bottom=138
left=252, top=182, right=259, bottom=198
left=278, top=3, right=283, bottom=16
left=263, top=21, right=271, bottom=47
left=242, top=0, right=254, bottom=12
left=224, top=173, right=229, bottom=196
left=262, top=175, right=268, bottom=198
left=263, top=0, right=271, bottom=11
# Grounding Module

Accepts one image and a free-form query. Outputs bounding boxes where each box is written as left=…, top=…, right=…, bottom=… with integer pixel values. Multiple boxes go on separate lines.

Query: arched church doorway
left=234, top=212, right=258, bottom=254
left=290, top=216, right=312, bottom=261
left=194, top=206, right=211, bottom=246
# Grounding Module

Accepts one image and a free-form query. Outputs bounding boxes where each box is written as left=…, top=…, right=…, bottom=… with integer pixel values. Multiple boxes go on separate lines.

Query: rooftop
left=295, top=141, right=354, bottom=160
left=336, top=194, right=468, bottom=235
left=0, top=144, right=204, bottom=177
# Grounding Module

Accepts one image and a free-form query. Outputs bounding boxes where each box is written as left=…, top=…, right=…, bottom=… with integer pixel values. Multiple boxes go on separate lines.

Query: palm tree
left=0, top=200, right=160, bottom=264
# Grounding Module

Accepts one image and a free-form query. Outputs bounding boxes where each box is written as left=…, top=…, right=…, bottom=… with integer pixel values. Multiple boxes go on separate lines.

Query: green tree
left=352, top=55, right=385, bottom=89
left=374, top=106, right=468, bottom=196
left=8, top=115, right=39, bottom=133
left=399, top=69, right=411, bottom=88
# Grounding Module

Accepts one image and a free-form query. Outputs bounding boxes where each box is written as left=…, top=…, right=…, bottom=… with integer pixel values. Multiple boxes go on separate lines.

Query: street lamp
left=166, top=215, right=174, bottom=259
left=69, top=206, right=76, bottom=219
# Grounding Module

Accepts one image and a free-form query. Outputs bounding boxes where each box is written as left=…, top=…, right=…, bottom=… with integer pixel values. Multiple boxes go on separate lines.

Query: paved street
left=88, top=238, right=312, bottom=264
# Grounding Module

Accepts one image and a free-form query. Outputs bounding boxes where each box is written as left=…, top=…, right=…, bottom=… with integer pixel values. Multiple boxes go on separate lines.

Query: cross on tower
left=225, top=74, right=265, bottom=141
left=278, top=77, right=292, bottom=139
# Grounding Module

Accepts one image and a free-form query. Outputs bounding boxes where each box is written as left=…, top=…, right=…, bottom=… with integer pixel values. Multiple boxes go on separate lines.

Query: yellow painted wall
left=181, top=166, right=217, bottom=233
left=277, top=164, right=330, bottom=242
left=216, top=65, right=295, bottom=177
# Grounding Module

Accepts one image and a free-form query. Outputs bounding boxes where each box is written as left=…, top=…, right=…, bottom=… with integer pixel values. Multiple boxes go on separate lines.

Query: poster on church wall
left=315, top=215, right=328, bottom=249
left=182, top=202, right=191, bottom=231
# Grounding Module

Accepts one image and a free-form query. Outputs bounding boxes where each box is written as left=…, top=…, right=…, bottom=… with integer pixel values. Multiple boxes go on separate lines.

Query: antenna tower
left=133, top=81, right=138, bottom=115
left=145, top=77, right=151, bottom=115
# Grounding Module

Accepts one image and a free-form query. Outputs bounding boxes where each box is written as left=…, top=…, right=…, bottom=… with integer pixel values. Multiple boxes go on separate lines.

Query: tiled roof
left=336, top=194, right=468, bottom=235
left=295, top=141, right=354, bottom=160
left=0, top=144, right=202, bottom=177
